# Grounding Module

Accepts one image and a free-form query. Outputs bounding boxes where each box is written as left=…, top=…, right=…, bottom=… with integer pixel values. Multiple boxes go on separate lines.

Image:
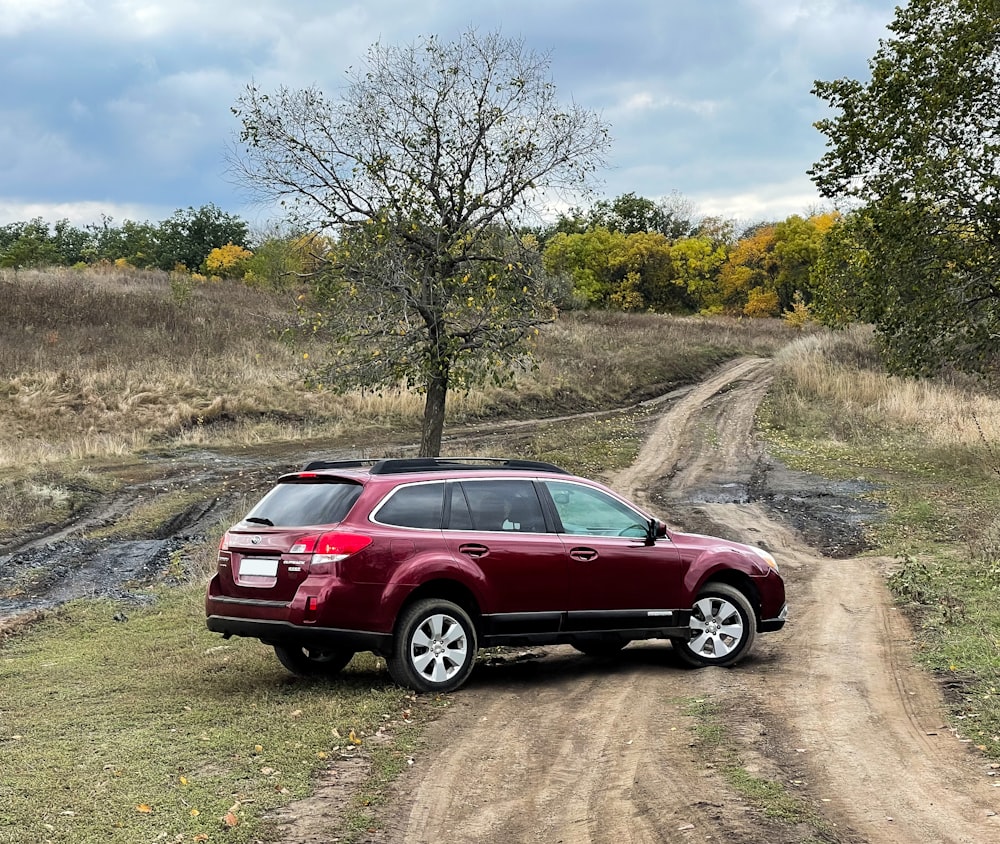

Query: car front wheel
left=273, top=644, right=356, bottom=677
left=387, top=599, right=478, bottom=693
left=672, top=583, right=757, bottom=667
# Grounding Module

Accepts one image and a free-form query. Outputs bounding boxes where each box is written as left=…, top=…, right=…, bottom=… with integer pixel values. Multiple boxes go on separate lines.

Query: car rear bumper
left=206, top=615, right=392, bottom=653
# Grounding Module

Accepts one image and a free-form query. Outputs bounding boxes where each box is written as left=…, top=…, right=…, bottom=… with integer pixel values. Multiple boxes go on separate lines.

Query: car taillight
left=290, top=532, right=372, bottom=565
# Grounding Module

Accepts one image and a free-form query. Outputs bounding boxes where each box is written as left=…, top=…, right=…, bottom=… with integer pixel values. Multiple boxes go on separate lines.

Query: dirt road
left=355, top=357, right=1000, bottom=844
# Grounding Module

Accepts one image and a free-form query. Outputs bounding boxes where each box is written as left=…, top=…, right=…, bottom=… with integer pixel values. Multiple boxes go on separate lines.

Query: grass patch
left=0, top=586, right=415, bottom=844
left=682, top=698, right=828, bottom=832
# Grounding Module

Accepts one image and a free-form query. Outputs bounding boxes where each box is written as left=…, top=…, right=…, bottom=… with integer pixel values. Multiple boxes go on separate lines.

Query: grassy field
left=3, top=266, right=1000, bottom=841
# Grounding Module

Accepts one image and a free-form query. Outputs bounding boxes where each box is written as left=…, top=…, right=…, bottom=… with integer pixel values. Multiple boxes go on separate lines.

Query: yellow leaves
left=348, top=729, right=363, bottom=745
left=204, top=242, right=253, bottom=277
left=136, top=803, right=153, bottom=814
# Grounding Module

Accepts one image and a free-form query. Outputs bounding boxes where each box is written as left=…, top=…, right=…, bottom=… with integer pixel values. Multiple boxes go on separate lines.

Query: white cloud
left=0, top=0, right=90, bottom=36
left=694, top=178, right=831, bottom=224
left=0, top=198, right=169, bottom=227
left=616, top=90, right=718, bottom=118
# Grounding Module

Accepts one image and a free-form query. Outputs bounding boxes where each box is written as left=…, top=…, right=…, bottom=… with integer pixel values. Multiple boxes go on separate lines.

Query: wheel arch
left=393, top=579, right=483, bottom=633
left=696, top=569, right=762, bottom=623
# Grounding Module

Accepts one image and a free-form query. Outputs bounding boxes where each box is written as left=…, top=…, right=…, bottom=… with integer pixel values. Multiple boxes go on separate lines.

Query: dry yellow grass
left=773, top=326, right=1000, bottom=448
left=1, top=266, right=800, bottom=471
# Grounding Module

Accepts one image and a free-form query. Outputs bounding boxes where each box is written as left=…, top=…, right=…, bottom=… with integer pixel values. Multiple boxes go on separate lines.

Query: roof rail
left=301, top=457, right=570, bottom=475
left=369, top=457, right=570, bottom=475
left=301, top=459, right=378, bottom=471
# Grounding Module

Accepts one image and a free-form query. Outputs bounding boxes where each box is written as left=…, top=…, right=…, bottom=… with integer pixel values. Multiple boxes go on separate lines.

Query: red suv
left=205, top=457, right=787, bottom=692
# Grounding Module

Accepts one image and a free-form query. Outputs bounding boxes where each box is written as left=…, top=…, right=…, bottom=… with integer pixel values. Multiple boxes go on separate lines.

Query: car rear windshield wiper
left=244, top=516, right=274, bottom=526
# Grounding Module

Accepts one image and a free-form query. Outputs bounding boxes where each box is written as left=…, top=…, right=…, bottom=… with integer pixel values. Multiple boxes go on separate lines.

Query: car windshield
left=243, top=479, right=363, bottom=527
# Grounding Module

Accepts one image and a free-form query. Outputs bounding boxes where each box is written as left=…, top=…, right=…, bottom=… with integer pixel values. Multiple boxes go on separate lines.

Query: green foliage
left=542, top=227, right=692, bottom=313
left=0, top=207, right=251, bottom=274
left=153, top=204, right=250, bottom=272
left=810, top=0, right=1000, bottom=375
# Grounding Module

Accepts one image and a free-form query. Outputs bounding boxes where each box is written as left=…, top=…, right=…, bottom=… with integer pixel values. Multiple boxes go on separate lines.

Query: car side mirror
left=645, top=518, right=667, bottom=546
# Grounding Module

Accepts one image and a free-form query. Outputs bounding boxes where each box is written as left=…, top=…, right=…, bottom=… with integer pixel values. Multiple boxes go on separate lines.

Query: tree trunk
left=419, top=369, right=448, bottom=457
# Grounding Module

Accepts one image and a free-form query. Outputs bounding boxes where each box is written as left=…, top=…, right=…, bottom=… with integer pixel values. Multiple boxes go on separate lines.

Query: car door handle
left=570, top=547, right=598, bottom=561
left=459, top=543, right=489, bottom=558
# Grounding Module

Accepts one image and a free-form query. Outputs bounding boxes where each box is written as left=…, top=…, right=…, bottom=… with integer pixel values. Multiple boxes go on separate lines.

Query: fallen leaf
left=348, top=730, right=362, bottom=745
left=136, top=804, right=153, bottom=814
left=179, top=776, right=189, bottom=786
left=223, top=811, right=239, bottom=828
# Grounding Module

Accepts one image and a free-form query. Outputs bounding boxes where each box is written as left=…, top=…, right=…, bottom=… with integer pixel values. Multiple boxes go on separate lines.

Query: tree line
left=1, top=194, right=837, bottom=324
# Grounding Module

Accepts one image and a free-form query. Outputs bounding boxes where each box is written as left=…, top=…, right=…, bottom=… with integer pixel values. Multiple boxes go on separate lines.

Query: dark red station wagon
left=206, top=457, right=787, bottom=692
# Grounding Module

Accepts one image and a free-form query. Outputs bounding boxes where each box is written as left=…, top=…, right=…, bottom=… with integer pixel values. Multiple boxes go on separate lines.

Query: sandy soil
left=340, top=357, right=1000, bottom=844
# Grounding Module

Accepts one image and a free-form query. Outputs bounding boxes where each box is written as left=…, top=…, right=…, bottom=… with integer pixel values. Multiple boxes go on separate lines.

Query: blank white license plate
left=240, top=558, right=279, bottom=577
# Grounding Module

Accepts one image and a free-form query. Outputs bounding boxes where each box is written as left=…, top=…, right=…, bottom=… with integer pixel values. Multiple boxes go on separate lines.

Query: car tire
left=570, top=638, right=628, bottom=657
left=672, top=583, right=757, bottom=667
left=273, top=644, right=355, bottom=678
left=387, top=599, right=478, bottom=693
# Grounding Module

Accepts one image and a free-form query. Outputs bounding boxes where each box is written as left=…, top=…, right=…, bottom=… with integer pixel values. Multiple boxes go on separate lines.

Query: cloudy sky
left=0, top=0, right=899, bottom=232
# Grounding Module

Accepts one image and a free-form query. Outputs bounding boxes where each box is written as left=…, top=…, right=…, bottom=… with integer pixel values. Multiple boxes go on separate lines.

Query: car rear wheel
left=273, top=644, right=355, bottom=677
left=387, top=599, right=477, bottom=693
left=672, top=583, right=756, bottom=667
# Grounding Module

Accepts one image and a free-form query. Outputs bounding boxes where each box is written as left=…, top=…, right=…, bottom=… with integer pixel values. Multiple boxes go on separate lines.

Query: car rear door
left=442, top=478, right=565, bottom=633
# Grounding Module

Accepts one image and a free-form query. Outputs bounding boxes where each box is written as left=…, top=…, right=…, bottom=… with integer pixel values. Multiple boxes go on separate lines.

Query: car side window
left=451, top=479, right=547, bottom=532
left=374, top=482, right=445, bottom=529
left=543, top=480, right=648, bottom=537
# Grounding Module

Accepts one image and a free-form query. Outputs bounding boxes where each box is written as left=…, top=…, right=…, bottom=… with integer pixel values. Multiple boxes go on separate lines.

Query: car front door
left=541, top=479, right=684, bottom=630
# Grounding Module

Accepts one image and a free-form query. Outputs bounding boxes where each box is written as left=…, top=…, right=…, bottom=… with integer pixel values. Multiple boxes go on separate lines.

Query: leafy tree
left=153, top=204, right=250, bottom=272
left=542, top=228, right=623, bottom=307
left=0, top=218, right=67, bottom=268
left=670, top=236, right=728, bottom=312
left=231, top=30, right=610, bottom=455
left=771, top=213, right=838, bottom=310
left=717, top=225, right=780, bottom=316
left=810, top=0, right=1000, bottom=374
left=542, top=228, right=684, bottom=312
left=588, top=191, right=696, bottom=239
left=204, top=243, right=253, bottom=278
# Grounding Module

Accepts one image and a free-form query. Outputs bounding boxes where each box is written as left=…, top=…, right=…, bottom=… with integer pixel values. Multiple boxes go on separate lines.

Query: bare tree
left=231, top=30, right=611, bottom=455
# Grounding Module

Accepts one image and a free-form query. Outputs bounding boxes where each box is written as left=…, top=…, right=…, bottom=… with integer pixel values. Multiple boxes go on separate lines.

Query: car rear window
left=244, top=479, right=363, bottom=527
left=373, top=482, right=445, bottom=529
